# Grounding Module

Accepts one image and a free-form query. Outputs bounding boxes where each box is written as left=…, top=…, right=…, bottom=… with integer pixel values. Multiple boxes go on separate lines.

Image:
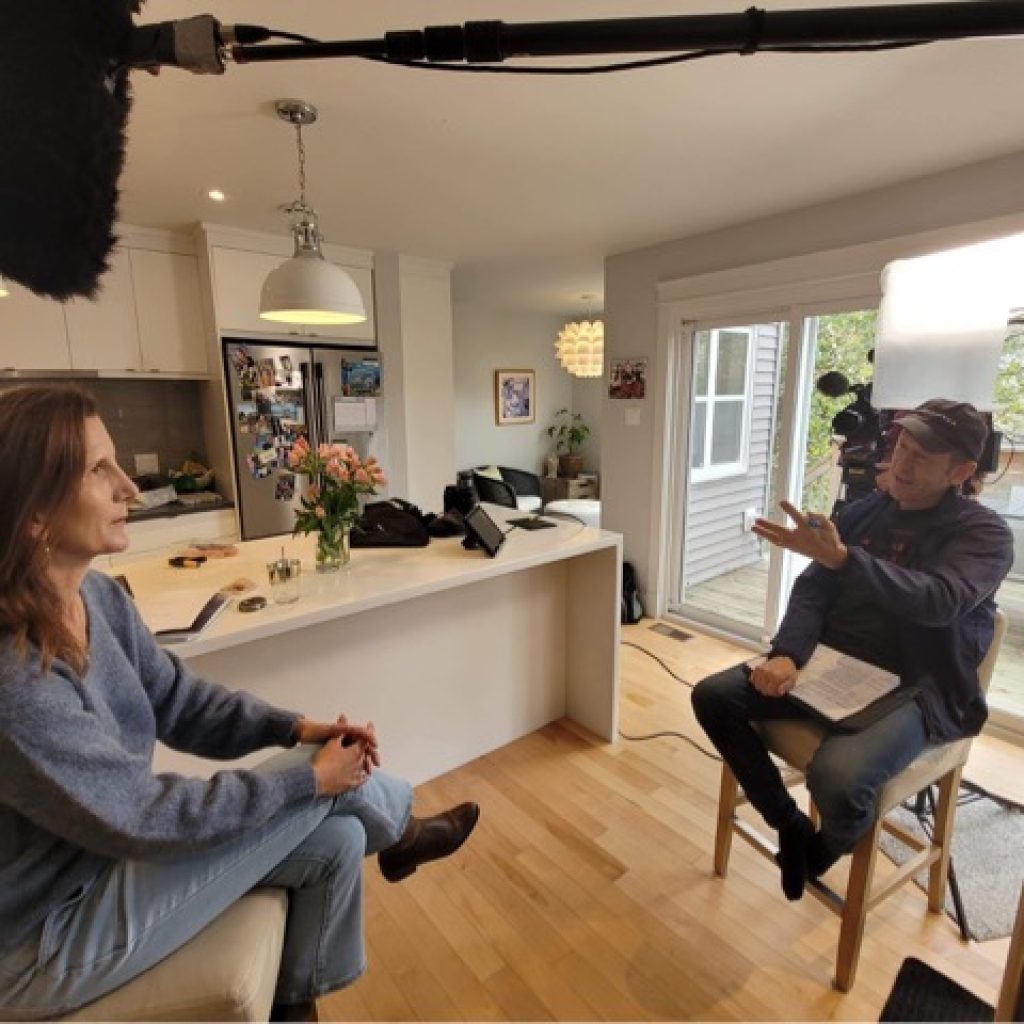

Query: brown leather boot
left=378, top=802, right=480, bottom=882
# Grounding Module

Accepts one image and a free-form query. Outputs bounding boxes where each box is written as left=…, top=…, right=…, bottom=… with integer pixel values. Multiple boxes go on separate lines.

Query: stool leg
left=928, top=767, right=962, bottom=916
left=714, top=764, right=739, bottom=877
left=835, top=815, right=883, bottom=992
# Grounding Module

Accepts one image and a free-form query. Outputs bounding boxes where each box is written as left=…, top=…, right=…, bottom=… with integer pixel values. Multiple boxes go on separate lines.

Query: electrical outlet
left=134, top=452, right=159, bottom=475
left=743, top=507, right=758, bottom=532
left=624, top=407, right=641, bottom=427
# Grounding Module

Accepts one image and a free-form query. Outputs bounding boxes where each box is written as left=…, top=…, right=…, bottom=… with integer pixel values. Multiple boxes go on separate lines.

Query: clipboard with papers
left=784, top=646, right=914, bottom=731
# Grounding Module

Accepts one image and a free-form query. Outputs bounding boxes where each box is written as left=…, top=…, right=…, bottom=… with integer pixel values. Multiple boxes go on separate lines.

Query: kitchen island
left=113, top=507, right=621, bottom=785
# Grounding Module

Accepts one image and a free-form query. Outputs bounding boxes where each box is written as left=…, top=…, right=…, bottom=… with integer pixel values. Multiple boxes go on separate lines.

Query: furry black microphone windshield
left=0, top=1, right=141, bottom=300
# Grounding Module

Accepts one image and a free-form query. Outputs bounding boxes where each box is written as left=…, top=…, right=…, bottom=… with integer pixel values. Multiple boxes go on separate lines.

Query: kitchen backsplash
left=0, top=378, right=208, bottom=478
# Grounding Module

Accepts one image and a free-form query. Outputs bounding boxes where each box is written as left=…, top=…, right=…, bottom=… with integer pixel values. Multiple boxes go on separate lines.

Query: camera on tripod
left=816, top=359, right=892, bottom=513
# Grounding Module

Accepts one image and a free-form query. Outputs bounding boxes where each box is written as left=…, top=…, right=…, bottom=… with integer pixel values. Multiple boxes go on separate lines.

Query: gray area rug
left=879, top=792, right=1024, bottom=941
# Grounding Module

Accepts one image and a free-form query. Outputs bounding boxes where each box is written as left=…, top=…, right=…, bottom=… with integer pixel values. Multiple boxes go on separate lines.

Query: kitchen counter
left=127, top=495, right=234, bottom=523
left=115, top=506, right=622, bottom=785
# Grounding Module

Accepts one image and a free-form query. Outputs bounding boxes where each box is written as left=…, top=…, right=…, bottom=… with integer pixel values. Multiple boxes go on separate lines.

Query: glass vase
left=315, top=524, right=352, bottom=573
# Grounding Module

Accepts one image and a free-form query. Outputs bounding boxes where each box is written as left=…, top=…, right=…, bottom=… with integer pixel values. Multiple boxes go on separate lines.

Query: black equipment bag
left=621, top=561, right=644, bottom=624
left=350, top=499, right=431, bottom=548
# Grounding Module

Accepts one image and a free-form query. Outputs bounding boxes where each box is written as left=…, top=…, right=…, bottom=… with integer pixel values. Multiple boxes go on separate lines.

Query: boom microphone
left=0, top=7, right=238, bottom=301
left=0, top=0, right=138, bottom=301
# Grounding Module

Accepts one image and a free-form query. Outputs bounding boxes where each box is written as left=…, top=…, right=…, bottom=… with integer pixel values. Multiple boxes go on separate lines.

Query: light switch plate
left=624, top=407, right=641, bottom=427
left=134, top=452, right=159, bottom=475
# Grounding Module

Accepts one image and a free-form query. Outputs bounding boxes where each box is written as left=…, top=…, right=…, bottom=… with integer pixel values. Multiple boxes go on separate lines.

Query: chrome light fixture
left=554, top=295, right=604, bottom=378
left=259, top=100, right=367, bottom=326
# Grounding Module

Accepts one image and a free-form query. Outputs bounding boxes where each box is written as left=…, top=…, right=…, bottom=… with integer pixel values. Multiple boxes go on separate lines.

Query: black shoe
left=806, top=831, right=841, bottom=879
left=379, top=802, right=480, bottom=883
left=270, top=1000, right=318, bottom=1022
left=775, top=812, right=814, bottom=901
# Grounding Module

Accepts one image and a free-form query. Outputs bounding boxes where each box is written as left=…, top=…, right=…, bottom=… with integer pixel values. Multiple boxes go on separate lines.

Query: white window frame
left=689, top=326, right=755, bottom=482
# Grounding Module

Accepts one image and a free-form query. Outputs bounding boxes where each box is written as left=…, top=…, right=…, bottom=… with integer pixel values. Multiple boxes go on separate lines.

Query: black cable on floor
left=617, top=727, right=721, bottom=762
left=618, top=641, right=722, bottom=761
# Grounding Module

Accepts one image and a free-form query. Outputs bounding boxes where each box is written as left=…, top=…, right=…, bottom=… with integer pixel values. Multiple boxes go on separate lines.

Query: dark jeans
left=692, top=664, right=929, bottom=854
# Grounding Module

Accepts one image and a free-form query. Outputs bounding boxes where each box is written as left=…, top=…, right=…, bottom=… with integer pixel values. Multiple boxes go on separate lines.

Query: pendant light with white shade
left=554, top=295, right=604, bottom=378
left=259, top=100, right=367, bottom=327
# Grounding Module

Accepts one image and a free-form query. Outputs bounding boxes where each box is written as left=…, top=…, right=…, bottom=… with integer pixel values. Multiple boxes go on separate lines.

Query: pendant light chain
left=294, top=121, right=308, bottom=209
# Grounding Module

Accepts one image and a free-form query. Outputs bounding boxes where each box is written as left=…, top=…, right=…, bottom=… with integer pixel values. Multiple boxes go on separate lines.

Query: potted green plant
left=547, top=409, right=590, bottom=478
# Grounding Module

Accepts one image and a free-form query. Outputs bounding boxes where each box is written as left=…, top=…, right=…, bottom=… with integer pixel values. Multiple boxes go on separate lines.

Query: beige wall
left=603, top=149, right=1024, bottom=611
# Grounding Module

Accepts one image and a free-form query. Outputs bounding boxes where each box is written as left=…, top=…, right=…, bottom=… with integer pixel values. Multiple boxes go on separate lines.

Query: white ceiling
left=120, top=1, right=1024, bottom=314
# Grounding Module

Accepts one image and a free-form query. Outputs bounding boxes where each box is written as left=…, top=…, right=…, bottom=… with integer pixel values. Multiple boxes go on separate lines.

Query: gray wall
left=453, top=304, right=573, bottom=475
left=0, top=377, right=208, bottom=479
left=603, top=148, right=1024, bottom=610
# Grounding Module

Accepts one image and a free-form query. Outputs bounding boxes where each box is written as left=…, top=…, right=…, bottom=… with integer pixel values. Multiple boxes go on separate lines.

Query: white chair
left=713, top=609, right=1007, bottom=991
left=61, top=890, right=288, bottom=1022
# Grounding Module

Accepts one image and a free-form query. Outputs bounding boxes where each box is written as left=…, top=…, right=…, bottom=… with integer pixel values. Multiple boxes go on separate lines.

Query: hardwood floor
left=320, top=620, right=1019, bottom=1021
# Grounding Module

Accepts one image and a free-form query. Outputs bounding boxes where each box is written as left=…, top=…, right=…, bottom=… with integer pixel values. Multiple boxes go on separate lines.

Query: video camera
left=815, top=354, right=894, bottom=512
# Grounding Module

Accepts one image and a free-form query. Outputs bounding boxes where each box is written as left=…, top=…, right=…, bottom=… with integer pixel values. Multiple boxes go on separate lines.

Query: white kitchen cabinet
left=131, top=250, right=208, bottom=374
left=108, top=508, right=239, bottom=567
left=211, top=246, right=375, bottom=343
left=0, top=279, right=71, bottom=370
left=65, top=249, right=142, bottom=371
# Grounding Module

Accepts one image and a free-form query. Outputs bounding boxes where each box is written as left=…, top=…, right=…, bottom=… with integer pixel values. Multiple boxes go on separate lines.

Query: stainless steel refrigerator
left=223, top=339, right=387, bottom=541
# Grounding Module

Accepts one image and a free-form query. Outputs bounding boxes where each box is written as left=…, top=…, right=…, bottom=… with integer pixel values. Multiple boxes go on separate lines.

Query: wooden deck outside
left=686, top=562, right=1024, bottom=721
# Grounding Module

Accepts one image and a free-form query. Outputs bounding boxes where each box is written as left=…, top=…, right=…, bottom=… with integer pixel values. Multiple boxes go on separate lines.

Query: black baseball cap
left=896, top=399, right=988, bottom=463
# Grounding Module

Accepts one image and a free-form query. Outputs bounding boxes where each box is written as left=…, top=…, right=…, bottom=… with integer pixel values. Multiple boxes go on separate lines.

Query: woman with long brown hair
left=0, top=385, right=478, bottom=1021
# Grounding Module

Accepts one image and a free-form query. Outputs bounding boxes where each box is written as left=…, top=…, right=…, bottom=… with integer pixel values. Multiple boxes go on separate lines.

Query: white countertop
left=110, top=506, right=620, bottom=658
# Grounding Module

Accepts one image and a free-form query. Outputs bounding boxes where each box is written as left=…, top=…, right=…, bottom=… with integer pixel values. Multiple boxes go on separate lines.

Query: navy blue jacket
left=771, top=489, right=1013, bottom=742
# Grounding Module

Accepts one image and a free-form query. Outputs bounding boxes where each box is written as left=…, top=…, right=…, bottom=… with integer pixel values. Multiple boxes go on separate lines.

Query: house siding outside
left=683, top=322, right=780, bottom=588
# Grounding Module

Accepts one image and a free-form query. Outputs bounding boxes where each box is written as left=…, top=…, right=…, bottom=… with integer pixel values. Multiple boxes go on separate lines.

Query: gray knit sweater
left=0, top=571, right=318, bottom=958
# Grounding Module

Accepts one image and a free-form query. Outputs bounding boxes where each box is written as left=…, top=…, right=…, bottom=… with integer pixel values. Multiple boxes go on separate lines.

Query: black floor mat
left=880, top=957, right=994, bottom=1022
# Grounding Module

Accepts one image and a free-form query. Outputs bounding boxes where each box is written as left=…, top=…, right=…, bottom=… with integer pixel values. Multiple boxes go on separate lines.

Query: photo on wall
left=495, top=369, right=536, bottom=425
left=609, top=358, right=648, bottom=400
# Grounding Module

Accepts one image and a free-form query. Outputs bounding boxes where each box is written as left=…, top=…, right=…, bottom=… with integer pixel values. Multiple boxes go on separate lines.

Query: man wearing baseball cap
left=692, top=397, right=1012, bottom=903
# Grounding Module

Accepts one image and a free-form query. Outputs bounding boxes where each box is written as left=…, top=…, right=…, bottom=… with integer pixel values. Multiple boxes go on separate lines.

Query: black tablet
left=508, top=516, right=557, bottom=530
left=464, top=504, right=507, bottom=557
left=154, top=592, right=231, bottom=643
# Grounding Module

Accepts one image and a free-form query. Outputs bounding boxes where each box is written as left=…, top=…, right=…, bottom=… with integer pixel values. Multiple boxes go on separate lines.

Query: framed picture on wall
left=608, top=358, right=648, bottom=399
left=495, top=369, right=536, bottom=425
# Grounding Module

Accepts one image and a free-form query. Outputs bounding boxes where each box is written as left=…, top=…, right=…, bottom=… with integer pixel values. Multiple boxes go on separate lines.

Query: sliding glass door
left=668, top=305, right=879, bottom=643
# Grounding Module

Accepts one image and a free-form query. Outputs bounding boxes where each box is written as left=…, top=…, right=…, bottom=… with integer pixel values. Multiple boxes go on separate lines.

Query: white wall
left=453, top=304, right=572, bottom=475
left=602, top=148, right=1024, bottom=611
left=377, top=254, right=456, bottom=511
left=571, top=376, right=603, bottom=475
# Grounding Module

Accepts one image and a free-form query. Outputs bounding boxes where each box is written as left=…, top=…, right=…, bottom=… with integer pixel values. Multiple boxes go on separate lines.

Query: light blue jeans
left=0, top=746, right=412, bottom=1020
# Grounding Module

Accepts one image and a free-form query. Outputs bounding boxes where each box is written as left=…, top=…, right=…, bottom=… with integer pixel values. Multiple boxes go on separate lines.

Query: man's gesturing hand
left=751, top=501, right=849, bottom=571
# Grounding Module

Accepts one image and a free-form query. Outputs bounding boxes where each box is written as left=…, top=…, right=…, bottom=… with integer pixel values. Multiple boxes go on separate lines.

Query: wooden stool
left=713, top=610, right=1006, bottom=991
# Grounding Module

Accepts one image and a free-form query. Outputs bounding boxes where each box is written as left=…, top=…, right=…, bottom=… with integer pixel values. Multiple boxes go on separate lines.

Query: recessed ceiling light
left=208, top=189, right=227, bottom=202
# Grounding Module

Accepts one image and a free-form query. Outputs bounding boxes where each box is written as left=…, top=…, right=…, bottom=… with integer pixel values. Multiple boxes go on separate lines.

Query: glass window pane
left=711, top=400, right=743, bottom=465
left=715, top=330, right=748, bottom=395
left=691, top=402, right=707, bottom=468
left=694, top=332, right=710, bottom=396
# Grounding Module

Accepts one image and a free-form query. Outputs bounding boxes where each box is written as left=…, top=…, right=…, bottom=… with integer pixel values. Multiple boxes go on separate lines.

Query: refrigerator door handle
left=314, top=361, right=328, bottom=444
left=300, top=361, right=316, bottom=449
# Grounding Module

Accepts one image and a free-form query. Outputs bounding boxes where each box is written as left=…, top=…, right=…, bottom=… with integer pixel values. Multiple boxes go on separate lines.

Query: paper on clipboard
left=790, top=646, right=900, bottom=723
left=333, top=397, right=376, bottom=432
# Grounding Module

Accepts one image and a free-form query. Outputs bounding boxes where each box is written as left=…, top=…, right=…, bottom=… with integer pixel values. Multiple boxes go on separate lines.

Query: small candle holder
left=266, top=557, right=302, bottom=604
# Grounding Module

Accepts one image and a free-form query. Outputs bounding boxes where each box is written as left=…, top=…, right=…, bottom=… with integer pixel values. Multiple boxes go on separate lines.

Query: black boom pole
left=230, top=1, right=1024, bottom=65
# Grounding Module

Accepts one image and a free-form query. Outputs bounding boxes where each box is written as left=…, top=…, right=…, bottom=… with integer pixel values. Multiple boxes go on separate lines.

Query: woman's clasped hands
left=298, top=715, right=381, bottom=796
